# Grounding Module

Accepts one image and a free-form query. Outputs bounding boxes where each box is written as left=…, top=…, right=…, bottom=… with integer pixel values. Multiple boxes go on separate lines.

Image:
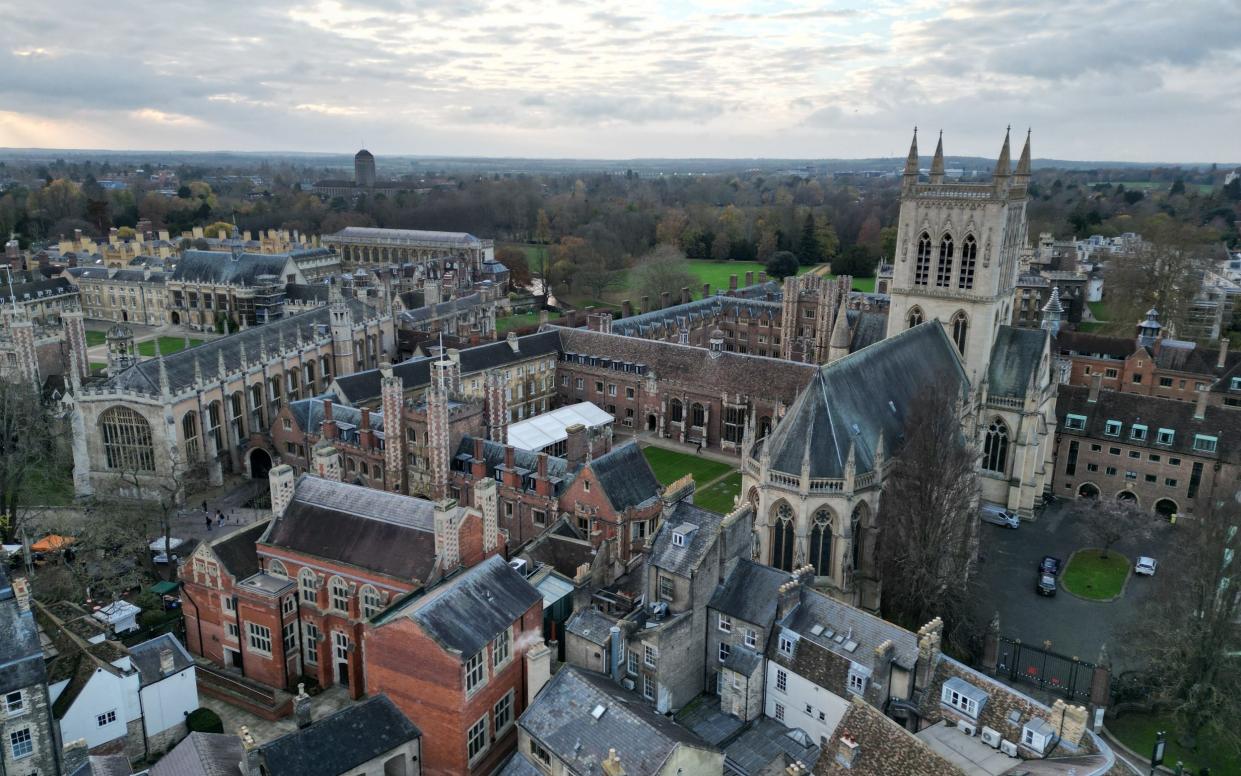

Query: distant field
left=1104, top=180, right=1215, bottom=194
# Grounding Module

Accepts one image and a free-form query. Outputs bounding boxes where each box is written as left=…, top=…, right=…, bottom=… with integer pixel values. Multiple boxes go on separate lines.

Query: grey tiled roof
left=724, top=717, right=821, bottom=776
left=172, top=250, right=293, bottom=285
left=210, top=521, right=269, bottom=580
left=722, top=644, right=763, bottom=675
left=328, top=226, right=485, bottom=246
left=400, top=291, right=486, bottom=325
left=708, top=560, right=792, bottom=628
left=566, top=608, right=620, bottom=647
left=610, top=295, right=782, bottom=337
left=0, top=567, right=46, bottom=693
left=520, top=666, right=715, bottom=775
left=259, top=694, right=419, bottom=776
left=779, top=588, right=918, bottom=671
left=986, top=325, right=1047, bottom=398
left=148, top=732, right=244, bottom=776
left=129, top=633, right=194, bottom=688
left=648, top=501, right=723, bottom=578
left=758, top=322, right=967, bottom=479
left=587, top=441, right=661, bottom=512
left=495, top=753, right=544, bottom=776
left=454, top=436, right=570, bottom=483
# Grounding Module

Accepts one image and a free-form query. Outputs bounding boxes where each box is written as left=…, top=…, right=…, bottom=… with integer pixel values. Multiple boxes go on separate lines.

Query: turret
left=902, top=127, right=919, bottom=191
left=1136, top=307, right=1162, bottom=349
left=1040, top=286, right=1063, bottom=337
left=993, top=126, right=1012, bottom=188
left=828, top=302, right=851, bottom=363
left=929, top=131, right=945, bottom=184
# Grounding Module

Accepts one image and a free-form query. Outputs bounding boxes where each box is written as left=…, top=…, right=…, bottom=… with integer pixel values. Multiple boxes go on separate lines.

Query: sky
left=1, top=0, right=1239, bottom=162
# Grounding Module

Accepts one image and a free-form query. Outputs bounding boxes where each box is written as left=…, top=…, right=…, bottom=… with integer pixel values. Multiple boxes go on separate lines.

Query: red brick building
left=365, top=555, right=547, bottom=776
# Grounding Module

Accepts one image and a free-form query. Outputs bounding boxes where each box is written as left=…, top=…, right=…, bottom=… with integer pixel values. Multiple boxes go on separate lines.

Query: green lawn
left=84, top=330, right=107, bottom=346
left=696, top=472, right=742, bottom=514
left=1087, top=301, right=1111, bottom=322
left=850, top=276, right=876, bottom=293
left=90, top=362, right=107, bottom=371
left=136, top=337, right=203, bottom=357
left=20, top=463, right=75, bottom=507
left=1076, top=322, right=1104, bottom=333
left=1062, top=550, right=1130, bottom=600
left=1109, top=712, right=1240, bottom=774
left=497, top=311, right=561, bottom=334
left=640, top=445, right=734, bottom=488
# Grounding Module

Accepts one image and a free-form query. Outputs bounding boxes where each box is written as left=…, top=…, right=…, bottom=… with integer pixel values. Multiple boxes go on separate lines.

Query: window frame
left=1104, top=420, right=1122, bottom=437
left=9, top=727, right=33, bottom=760
left=1193, top=434, right=1218, bottom=453
left=467, top=713, right=489, bottom=762
left=1157, top=428, right=1175, bottom=445
left=717, top=613, right=733, bottom=633
left=465, top=650, right=487, bottom=694
left=1064, top=413, right=1086, bottom=431
left=247, top=622, right=273, bottom=655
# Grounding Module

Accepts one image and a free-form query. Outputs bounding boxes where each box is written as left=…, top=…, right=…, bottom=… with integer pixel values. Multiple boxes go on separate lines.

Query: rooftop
left=507, top=401, right=613, bottom=452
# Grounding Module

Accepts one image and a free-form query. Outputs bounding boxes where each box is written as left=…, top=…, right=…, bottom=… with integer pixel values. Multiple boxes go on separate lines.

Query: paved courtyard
left=970, top=500, right=1173, bottom=674
left=199, top=685, right=354, bottom=745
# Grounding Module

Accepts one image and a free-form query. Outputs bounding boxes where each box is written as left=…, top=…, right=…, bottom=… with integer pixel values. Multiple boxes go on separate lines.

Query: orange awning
left=31, top=535, right=75, bottom=552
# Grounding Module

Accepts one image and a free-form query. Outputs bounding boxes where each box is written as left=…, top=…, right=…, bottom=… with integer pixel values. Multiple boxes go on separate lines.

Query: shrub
left=186, top=707, right=223, bottom=734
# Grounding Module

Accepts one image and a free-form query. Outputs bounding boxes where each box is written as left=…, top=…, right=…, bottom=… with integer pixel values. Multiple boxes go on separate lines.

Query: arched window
left=299, top=568, right=317, bottom=604
left=249, top=383, right=265, bottom=431
left=669, top=399, right=683, bottom=423
left=99, top=406, right=155, bottom=471
left=907, top=307, right=923, bottom=329
left=267, top=559, right=287, bottom=578
left=951, top=311, right=968, bottom=355
left=936, top=234, right=954, bottom=288
left=182, top=411, right=200, bottom=462
left=229, top=391, right=245, bottom=440
left=346, top=458, right=356, bottom=472
left=360, top=585, right=383, bottom=619
left=983, top=418, right=1009, bottom=473
left=329, top=576, right=350, bottom=612
left=691, top=403, right=705, bottom=427
left=958, top=235, right=977, bottom=289
left=808, top=510, right=832, bottom=577
left=851, top=508, right=863, bottom=572
left=287, top=368, right=301, bottom=401
left=914, top=232, right=932, bottom=286
left=771, top=503, right=795, bottom=572
left=207, top=401, right=223, bottom=451
left=359, top=462, right=368, bottom=478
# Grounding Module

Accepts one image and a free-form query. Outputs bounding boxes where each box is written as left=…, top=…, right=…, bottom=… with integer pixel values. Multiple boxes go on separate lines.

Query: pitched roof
left=209, top=521, right=269, bottom=580
left=776, top=588, right=919, bottom=672
left=148, top=732, right=244, bottom=776
left=566, top=608, right=620, bottom=647
left=387, top=555, right=541, bottom=656
left=648, top=501, right=723, bottom=577
left=519, top=666, right=716, bottom=775
left=262, top=475, right=444, bottom=583
left=171, top=250, right=293, bottom=285
left=815, top=697, right=963, bottom=776
left=759, top=322, right=967, bottom=479
left=455, top=436, right=571, bottom=486
left=326, top=226, right=485, bottom=247
left=708, top=560, right=792, bottom=628
left=986, top=325, right=1047, bottom=398
left=399, top=291, right=486, bottom=326
left=128, top=633, right=194, bottom=688
left=0, top=567, right=47, bottom=693
left=68, top=753, right=133, bottom=776
left=1053, top=330, right=1135, bottom=360
left=258, top=695, right=419, bottom=776
left=587, top=442, right=661, bottom=513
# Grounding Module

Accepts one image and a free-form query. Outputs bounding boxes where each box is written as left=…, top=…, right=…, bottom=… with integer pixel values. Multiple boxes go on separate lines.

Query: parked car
left=1039, top=556, right=1062, bottom=576
left=1036, top=572, right=1057, bottom=596
left=1134, top=556, right=1158, bottom=576
left=981, top=504, right=1020, bottom=528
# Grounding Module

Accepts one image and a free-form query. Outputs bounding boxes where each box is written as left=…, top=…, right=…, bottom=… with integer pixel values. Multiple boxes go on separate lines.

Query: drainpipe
left=232, top=595, right=245, bottom=677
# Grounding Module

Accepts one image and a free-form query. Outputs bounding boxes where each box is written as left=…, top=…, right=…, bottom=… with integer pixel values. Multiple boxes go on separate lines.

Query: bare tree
left=631, top=245, right=696, bottom=310
left=1128, top=500, right=1241, bottom=759
left=0, top=380, right=71, bottom=543
left=1103, top=214, right=1215, bottom=339
left=1070, top=497, right=1152, bottom=558
left=877, top=387, right=980, bottom=650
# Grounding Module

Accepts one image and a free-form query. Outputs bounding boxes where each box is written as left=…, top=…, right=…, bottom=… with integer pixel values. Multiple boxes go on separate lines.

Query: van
left=980, top=504, right=1020, bottom=528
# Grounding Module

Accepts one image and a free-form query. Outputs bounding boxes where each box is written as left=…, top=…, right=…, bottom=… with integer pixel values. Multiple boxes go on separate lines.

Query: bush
left=765, top=251, right=799, bottom=280
left=186, top=707, right=223, bottom=734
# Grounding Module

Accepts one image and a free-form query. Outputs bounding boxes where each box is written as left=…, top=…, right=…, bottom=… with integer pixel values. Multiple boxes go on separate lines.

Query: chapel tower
left=887, top=128, right=1032, bottom=386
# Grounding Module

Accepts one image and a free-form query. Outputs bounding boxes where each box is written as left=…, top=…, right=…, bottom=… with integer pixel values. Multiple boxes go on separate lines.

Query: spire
left=994, top=126, right=1012, bottom=180
left=193, top=357, right=204, bottom=387
left=929, top=130, right=945, bottom=183
left=828, top=301, right=851, bottom=363
left=217, top=348, right=226, bottom=379
left=902, top=127, right=919, bottom=180
left=158, top=354, right=170, bottom=397
left=1015, top=128, right=1031, bottom=178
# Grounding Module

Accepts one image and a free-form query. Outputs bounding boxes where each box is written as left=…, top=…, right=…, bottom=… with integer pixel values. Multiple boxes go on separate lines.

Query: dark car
left=1036, top=573, right=1057, bottom=596
left=1038, top=556, right=1062, bottom=576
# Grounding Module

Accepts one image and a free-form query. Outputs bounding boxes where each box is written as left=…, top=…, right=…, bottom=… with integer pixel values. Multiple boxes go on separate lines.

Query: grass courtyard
left=84, top=330, right=108, bottom=346
left=1061, top=549, right=1130, bottom=600
left=496, top=310, right=561, bottom=334
left=639, top=445, right=742, bottom=514
left=136, top=337, right=204, bottom=357
left=1109, top=712, right=1240, bottom=775
left=696, top=472, right=743, bottom=513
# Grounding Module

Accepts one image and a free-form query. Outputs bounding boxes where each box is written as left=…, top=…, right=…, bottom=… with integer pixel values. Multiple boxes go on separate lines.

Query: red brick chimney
left=359, top=407, right=373, bottom=448
left=472, top=437, right=487, bottom=479
left=321, top=399, right=338, bottom=440
left=536, top=452, right=551, bottom=496
left=566, top=424, right=589, bottom=470
left=503, top=445, right=520, bottom=488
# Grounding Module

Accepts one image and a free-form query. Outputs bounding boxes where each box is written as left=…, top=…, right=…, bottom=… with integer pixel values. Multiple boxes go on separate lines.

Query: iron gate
left=996, top=637, right=1095, bottom=699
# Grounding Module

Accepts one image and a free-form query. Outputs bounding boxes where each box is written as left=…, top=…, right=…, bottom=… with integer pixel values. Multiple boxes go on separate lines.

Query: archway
left=1077, top=483, right=1099, bottom=500
left=171, top=311, right=181, bottom=326
left=1154, top=498, right=1178, bottom=517
left=758, top=416, right=772, bottom=439
left=249, top=448, right=272, bottom=480
left=1116, top=491, right=1138, bottom=507
left=647, top=414, right=657, bottom=432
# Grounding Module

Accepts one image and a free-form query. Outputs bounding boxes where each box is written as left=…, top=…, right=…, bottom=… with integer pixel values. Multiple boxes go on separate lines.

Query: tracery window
left=951, top=311, right=969, bottom=355
left=100, top=406, right=155, bottom=471
left=958, top=235, right=977, bottom=290
left=771, top=503, right=795, bottom=571
left=907, top=307, right=923, bottom=329
left=914, top=233, right=932, bottom=286
left=936, top=235, right=954, bottom=288
left=808, top=510, right=832, bottom=577
left=984, top=418, right=1009, bottom=473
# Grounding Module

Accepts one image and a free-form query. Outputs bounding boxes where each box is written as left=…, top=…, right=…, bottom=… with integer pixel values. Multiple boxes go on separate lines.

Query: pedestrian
left=201, top=500, right=208, bottom=515
left=217, top=510, right=225, bottom=528
left=696, top=441, right=703, bottom=455
left=204, top=513, right=212, bottom=532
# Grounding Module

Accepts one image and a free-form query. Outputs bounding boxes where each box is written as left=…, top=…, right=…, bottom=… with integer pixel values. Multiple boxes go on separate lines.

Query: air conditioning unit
left=621, top=678, right=635, bottom=690
left=980, top=727, right=1002, bottom=748
left=508, top=558, right=528, bottom=577
left=958, top=722, right=977, bottom=737
left=999, top=740, right=1019, bottom=758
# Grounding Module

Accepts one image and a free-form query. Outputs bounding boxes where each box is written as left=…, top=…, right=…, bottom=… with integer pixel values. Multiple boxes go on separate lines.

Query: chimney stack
left=744, top=271, right=754, bottom=287
left=160, top=647, right=176, bottom=676
left=1194, top=385, right=1209, bottom=420
left=294, top=683, right=313, bottom=729
left=776, top=579, right=800, bottom=621
left=240, top=727, right=261, bottom=776
left=660, top=291, right=671, bottom=309
left=702, top=282, right=710, bottom=299
left=834, top=731, right=860, bottom=769
left=730, top=274, right=739, bottom=291
left=565, top=423, right=589, bottom=469
left=680, top=287, right=690, bottom=304
left=1218, top=338, right=1230, bottom=370
left=525, top=641, right=552, bottom=705
left=10, top=576, right=30, bottom=614
left=621, top=300, right=632, bottom=318
left=1087, top=373, right=1103, bottom=403
left=321, top=399, right=337, bottom=439
left=602, top=748, right=626, bottom=776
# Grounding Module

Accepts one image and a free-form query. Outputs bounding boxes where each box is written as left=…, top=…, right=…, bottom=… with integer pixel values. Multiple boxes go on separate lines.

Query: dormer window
left=941, top=677, right=987, bottom=719
left=1157, top=428, right=1174, bottom=445
left=1130, top=424, right=1147, bottom=441
left=778, top=632, right=796, bottom=657
left=1104, top=420, right=1122, bottom=437
left=673, top=532, right=685, bottom=547
left=1064, top=414, right=1086, bottom=430
left=1193, top=434, right=1218, bottom=453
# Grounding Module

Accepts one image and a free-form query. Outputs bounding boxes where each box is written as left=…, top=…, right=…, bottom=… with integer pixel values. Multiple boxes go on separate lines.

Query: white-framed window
left=775, top=668, right=788, bottom=693
left=227, top=622, right=239, bottom=640
left=465, top=651, right=486, bottom=693
left=774, top=702, right=785, bottom=722
left=492, top=628, right=511, bottom=668
left=744, top=628, right=758, bottom=649
left=247, top=623, right=272, bottom=654
left=672, top=532, right=685, bottom=547
left=1064, top=413, right=1086, bottom=430
left=658, top=575, right=674, bottom=601
left=329, top=576, right=350, bottom=612
left=4, top=691, right=23, bottom=714
left=281, top=596, right=296, bottom=617
left=627, top=652, right=638, bottom=675
left=267, top=559, right=287, bottom=577
left=943, top=686, right=980, bottom=717
left=1104, top=420, right=1122, bottom=437
left=283, top=622, right=298, bottom=653
left=778, top=632, right=795, bottom=657
left=718, top=614, right=733, bottom=633
left=97, top=709, right=117, bottom=727
left=644, top=643, right=657, bottom=668
left=9, top=728, right=32, bottom=759
left=1157, top=428, right=1175, bottom=445
left=718, top=643, right=731, bottom=663
left=360, top=585, right=383, bottom=619
left=222, top=594, right=236, bottom=613
left=643, top=675, right=655, bottom=700
left=1130, top=424, right=1148, bottom=441
left=1194, top=434, right=1218, bottom=453
left=303, top=623, right=319, bottom=664
left=1022, top=727, right=1037, bottom=746
left=493, top=690, right=514, bottom=734
left=848, top=671, right=867, bottom=695
left=299, top=569, right=317, bottom=605
left=467, top=714, right=489, bottom=761
left=530, top=738, right=552, bottom=766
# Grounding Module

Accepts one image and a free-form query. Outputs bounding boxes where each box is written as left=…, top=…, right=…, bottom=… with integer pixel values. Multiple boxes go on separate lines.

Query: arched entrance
left=248, top=448, right=272, bottom=479
left=171, top=311, right=180, bottom=325
left=1077, top=483, right=1099, bottom=500
left=1154, top=498, right=1178, bottom=517
left=647, top=414, right=657, bottom=432
left=1116, top=491, right=1138, bottom=507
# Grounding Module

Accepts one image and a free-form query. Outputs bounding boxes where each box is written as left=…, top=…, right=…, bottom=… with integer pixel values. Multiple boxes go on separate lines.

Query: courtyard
left=639, top=444, right=742, bottom=513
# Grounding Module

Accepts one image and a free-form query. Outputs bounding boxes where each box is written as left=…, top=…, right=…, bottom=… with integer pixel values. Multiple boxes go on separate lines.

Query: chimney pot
left=1087, top=373, right=1103, bottom=403
left=1194, top=385, right=1209, bottom=420
left=159, top=647, right=175, bottom=675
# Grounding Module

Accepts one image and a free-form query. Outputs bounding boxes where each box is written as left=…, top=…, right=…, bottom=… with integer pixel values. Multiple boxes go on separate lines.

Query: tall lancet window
left=983, top=418, right=1009, bottom=474
left=958, top=235, right=977, bottom=290
left=936, top=235, right=954, bottom=288
left=914, top=233, right=932, bottom=286
left=951, top=311, right=969, bottom=355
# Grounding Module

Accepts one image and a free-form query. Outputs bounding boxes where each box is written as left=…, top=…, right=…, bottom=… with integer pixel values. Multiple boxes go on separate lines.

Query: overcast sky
left=1, top=0, right=1238, bottom=162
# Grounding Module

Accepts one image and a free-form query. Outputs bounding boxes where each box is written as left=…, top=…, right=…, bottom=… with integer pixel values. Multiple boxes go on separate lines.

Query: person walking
left=217, top=510, right=225, bottom=528
left=204, top=512, right=212, bottom=532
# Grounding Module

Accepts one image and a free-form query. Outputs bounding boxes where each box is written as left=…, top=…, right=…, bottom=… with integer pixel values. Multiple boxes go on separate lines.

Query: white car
left=1135, top=556, right=1158, bottom=576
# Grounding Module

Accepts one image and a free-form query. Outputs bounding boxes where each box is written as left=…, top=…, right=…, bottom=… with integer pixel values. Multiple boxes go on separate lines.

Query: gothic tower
left=887, top=128, right=1032, bottom=386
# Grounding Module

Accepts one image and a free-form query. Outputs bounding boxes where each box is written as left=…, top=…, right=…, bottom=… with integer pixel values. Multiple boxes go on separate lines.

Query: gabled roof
left=259, top=695, right=419, bottom=776
left=129, top=633, right=194, bottom=688
left=519, top=666, right=716, bottom=776
left=775, top=587, right=919, bottom=672
left=586, top=442, right=661, bottom=513
left=759, top=322, right=967, bottom=479
left=386, top=555, right=541, bottom=656
left=148, top=732, right=244, bottom=776
left=708, top=560, right=792, bottom=628
left=262, top=475, right=444, bottom=583
left=0, top=567, right=46, bottom=693
left=327, top=226, right=485, bottom=247
left=566, top=608, right=620, bottom=647
left=986, top=325, right=1047, bottom=398
left=648, top=501, right=722, bottom=578
left=815, top=697, right=963, bottom=776
left=455, top=436, right=571, bottom=483
left=1053, top=330, right=1136, bottom=360
left=209, top=521, right=269, bottom=580
left=172, top=250, right=293, bottom=285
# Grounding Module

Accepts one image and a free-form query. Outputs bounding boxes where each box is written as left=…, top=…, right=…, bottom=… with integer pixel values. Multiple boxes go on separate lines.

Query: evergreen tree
left=798, top=213, right=822, bottom=265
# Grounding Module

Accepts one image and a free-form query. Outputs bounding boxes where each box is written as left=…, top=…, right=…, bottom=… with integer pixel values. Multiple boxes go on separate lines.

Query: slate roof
left=520, top=666, right=716, bottom=775
left=289, top=398, right=386, bottom=445
left=210, top=521, right=269, bottom=580
left=758, top=322, right=967, bottom=479
left=555, top=326, right=817, bottom=403
left=566, top=608, right=620, bottom=647
left=518, top=517, right=596, bottom=579
left=106, top=299, right=371, bottom=395
left=171, top=250, right=293, bottom=285
left=610, top=295, right=783, bottom=338
left=68, top=753, right=133, bottom=776
left=400, top=291, right=486, bottom=326
left=648, top=501, right=723, bottom=577
left=986, top=325, right=1047, bottom=398
left=262, top=475, right=445, bottom=583
left=327, top=226, right=485, bottom=247
left=722, top=644, right=764, bottom=675
left=129, top=633, right=194, bottom=688
left=148, top=732, right=245, bottom=776
left=587, top=441, right=661, bottom=512
left=388, top=555, right=541, bottom=656
left=455, top=436, right=571, bottom=485
left=496, top=753, right=545, bottom=776
left=1053, top=331, right=1136, bottom=360
left=1057, top=384, right=1241, bottom=463
left=846, top=309, right=888, bottom=353
left=723, top=716, right=822, bottom=776
left=777, top=587, right=919, bottom=671
left=708, top=560, right=792, bottom=628
left=7, top=275, right=74, bottom=299
left=0, top=567, right=47, bottom=693
left=259, top=695, right=419, bottom=776
left=815, top=696, right=963, bottom=776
